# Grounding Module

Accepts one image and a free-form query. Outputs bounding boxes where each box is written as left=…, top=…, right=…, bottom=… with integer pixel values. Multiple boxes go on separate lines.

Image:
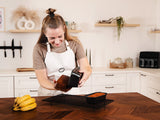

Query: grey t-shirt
left=33, top=40, right=86, bottom=70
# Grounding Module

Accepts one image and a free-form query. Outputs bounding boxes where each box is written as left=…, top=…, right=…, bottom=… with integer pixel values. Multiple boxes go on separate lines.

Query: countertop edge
left=0, top=67, right=160, bottom=78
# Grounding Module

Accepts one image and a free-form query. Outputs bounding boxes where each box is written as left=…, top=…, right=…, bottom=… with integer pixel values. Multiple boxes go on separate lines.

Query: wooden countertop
left=0, top=93, right=160, bottom=120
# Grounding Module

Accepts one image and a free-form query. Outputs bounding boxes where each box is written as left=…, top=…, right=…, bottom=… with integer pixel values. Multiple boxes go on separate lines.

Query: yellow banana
left=13, top=106, right=20, bottom=111
left=19, top=98, right=36, bottom=107
left=17, top=95, right=31, bottom=105
left=20, top=102, right=37, bottom=111
left=13, top=97, right=20, bottom=107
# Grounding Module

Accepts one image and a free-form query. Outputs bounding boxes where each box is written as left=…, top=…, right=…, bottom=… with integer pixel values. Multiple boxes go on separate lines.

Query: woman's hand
left=78, top=57, right=92, bottom=87
left=35, top=69, right=56, bottom=90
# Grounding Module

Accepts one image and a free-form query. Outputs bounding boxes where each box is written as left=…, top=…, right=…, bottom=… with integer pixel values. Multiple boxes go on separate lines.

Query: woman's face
left=45, top=25, right=65, bottom=47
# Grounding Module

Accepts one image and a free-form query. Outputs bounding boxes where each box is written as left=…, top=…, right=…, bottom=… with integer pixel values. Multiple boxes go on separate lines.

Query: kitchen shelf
left=8, top=29, right=82, bottom=33
left=68, top=29, right=82, bottom=33
left=95, top=23, right=140, bottom=27
left=150, top=30, right=160, bottom=33
left=8, top=29, right=40, bottom=33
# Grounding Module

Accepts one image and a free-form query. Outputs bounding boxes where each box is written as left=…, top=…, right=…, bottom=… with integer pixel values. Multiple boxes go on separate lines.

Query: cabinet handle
left=140, top=74, right=146, bottom=77
left=105, top=74, right=114, bottom=76
left=30, top=90, right=38, bottom=92
left=105, top=86, right=114, bottom=89
left=29, top=77, right=37, bottom=79
left=156, top=92, right=160, bottom=95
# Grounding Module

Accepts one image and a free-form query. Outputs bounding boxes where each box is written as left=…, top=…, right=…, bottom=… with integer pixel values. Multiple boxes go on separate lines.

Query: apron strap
left=65, top=40, right=71, bottom=50
left=46, top=42, right=51, bottom=52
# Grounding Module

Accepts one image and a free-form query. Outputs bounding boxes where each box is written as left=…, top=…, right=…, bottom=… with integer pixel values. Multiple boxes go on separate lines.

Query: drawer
left=92, top=84, right=126, bottom=93
left=15, top=88, right=38, bottom=97
left=105, top=84, right=126, bottom=93
left=15, top=76, right=39, bottom=88
left=66, top=88, right=80, bottom=95
left=92, top=73, right=126, bottom=85
left=147, top=87, right=160, bottom=103
left=147, top=77, right=160, bottom=91
left=78, top=86, right=92, bottom=94
left=83, top=78, right=91, bottom=87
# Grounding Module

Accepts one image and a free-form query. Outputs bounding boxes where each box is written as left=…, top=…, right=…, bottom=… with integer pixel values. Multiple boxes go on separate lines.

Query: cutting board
left=16, top=68, right=35, bottom=72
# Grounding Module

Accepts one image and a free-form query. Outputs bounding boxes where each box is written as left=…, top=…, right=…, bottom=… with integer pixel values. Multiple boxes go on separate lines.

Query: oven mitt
left=55, top=75, right=72, bottom=92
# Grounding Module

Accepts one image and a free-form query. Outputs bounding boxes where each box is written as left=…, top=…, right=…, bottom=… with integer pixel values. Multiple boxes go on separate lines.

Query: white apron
left=38, top=40, right=76, bottom=96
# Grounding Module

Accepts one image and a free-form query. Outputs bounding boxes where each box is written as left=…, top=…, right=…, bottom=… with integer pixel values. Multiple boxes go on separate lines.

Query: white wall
left=0, top=0, right=158, bottom=70
left=155, top=0, right=160, bottom=50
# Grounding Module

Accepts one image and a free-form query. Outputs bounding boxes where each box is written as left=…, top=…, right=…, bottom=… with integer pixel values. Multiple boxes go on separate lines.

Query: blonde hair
left=37, top=8, right=76, bottom=44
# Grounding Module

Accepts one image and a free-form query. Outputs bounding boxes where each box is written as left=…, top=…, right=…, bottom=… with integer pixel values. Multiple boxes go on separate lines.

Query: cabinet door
left=15, top=88, right=38, bottom=97
left=15, top=76, right=39, bottom=97
left=77, top=75, right=92, bottom=94
left=66, top=76, right=92, bottom=95
left=147, top=76, right=160, bottom=91
left=0, top=76, right=14, bottom=98
left=92, top=73, right=126, bottom=93
left=146, top=76, right=160, bottom=103
left=147, top=88, right=160, bottom=103
left=140, top=73, right=150, bottom=96
left=126, top=72, right=140, bottom=92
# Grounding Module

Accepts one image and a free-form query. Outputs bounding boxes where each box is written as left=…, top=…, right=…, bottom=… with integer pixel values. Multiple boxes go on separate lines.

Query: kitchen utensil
left=86, top=92, right=107, bottom=104
left=54, top=67, right=83, bottom=92
left=68, top=67, right=83, bottom=87
left=89, top=49, right=91, bottom=65
left=42, top=92, right=112, bottom=109
left=3, top=41, right=7, bottom=57
left=20, top=41, right=22, bottom=58
left=11, top=39, right=15, bottom=58
left=16, top=68, right=34, bottom=72
left=55, top=75, right=71, bottom=92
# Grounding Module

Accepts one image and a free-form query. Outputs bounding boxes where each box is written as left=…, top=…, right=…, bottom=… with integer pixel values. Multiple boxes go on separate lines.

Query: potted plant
left=115, top=16, right=124, bottom=40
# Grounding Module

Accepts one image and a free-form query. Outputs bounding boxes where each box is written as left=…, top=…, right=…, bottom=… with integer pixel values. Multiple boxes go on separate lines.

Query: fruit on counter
left=16, top=94, right=31, bottom=106
left=20, top=102, right=37, bottom=111
left=13, top=95, right=37, bottom=112
left=19, top=98, right=36, bottom=107
left=13, top=97, right=20, bottom=107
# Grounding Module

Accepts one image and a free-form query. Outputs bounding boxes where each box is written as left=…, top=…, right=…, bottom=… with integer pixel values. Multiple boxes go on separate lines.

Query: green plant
left=115, top=16, right=124, bottom=40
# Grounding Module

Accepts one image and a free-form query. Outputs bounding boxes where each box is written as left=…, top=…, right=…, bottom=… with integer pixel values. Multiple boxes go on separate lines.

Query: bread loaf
left=55, top=75, right=72, bottom=92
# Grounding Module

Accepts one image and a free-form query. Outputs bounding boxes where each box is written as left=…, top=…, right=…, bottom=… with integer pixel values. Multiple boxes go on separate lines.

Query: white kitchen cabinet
left=126, top=72, right=140, bottom=92
left=140, top=73, right=160, bottom=103
left=140, top=73, right=150, bottom=97
left=91, top=72, right=127, bottom=93
left=0, top=76, right=14, bottom=98
left=66, top=76, right=92, bottom=95
left=14, top=76, right=39, bottom=97
left=145, top=75, right=160, bottom=103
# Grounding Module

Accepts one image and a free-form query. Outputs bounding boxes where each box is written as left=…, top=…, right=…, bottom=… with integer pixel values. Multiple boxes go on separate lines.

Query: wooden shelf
left=8, top=29, right=40, bottom=33
left=68, top=29, right=82, bottom=33
left=151, top=30, right=160, bottom=33
left=8, top=29, right=82, bottom=33
left=95, top=23, right=140, bottom=27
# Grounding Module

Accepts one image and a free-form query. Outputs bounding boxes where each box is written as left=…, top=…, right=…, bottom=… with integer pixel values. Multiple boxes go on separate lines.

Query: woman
left=33, top=8, right=92, bottom=96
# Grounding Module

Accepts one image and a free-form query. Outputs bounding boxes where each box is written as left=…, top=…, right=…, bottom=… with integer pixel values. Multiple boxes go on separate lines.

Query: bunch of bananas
left=13, top=95, right=37, bottom=111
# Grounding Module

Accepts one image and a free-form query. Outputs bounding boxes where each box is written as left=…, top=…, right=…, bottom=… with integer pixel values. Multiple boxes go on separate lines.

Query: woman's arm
left=77, top=57, right=92, bottom=87
left=35, top=69, right=56, bottom=90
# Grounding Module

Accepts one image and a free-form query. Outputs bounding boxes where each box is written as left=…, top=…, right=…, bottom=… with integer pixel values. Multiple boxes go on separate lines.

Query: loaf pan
left=85, top=92, right=107, bottom=104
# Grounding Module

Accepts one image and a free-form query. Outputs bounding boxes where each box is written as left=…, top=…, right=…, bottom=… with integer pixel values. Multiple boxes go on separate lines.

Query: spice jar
left=125, top=58, right=133, bottom=68
left=70, top=21, right=76, bottom=30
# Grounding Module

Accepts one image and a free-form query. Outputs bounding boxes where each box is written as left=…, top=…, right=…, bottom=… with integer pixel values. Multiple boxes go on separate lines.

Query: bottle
left=71, top=21, right=76, bottom=30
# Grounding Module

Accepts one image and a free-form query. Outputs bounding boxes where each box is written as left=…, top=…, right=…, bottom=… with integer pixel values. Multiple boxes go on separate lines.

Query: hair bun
left=46, top=8, right=56, bottom=17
